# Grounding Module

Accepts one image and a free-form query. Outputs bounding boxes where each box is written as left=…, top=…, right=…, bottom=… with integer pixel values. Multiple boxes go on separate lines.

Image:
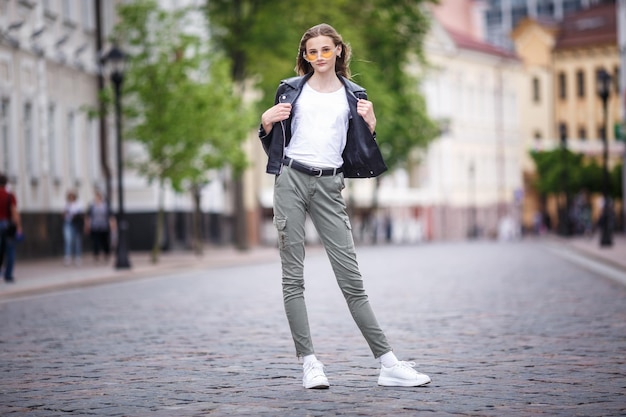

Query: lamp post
left=103, top=45, right=131, bottom=268
left=467, top=161, right=477, bottom=239
left=596, top=69, right=613, bottom=248
left=558, top=123, right=570, bottom=236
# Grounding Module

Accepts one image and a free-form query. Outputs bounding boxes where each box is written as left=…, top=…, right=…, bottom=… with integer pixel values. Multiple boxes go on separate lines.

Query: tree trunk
left=151, top=179, right=165, bottom=263
left=191, top=182, right=203, bottom=256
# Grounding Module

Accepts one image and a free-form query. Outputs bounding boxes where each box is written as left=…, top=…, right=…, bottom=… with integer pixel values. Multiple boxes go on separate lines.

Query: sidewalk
left=548, top=232, right=626, bottom=271
left=0, top=246, right=281, bottom=301
left=1, top=234, right=624, bottom=301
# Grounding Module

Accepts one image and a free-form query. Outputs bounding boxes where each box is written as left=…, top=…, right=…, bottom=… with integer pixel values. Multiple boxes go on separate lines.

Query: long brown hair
left=295, top=23, right=351, bottom=79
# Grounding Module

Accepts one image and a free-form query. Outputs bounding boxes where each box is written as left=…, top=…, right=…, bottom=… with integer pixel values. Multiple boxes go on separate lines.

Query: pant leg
left=3, top=235, right=15, bottom=279
left=0, top=223, right=6, bottom=272
left=102, top=231, right=111, bottom=257
left=91, top=231, right=101, bottom=257
left=273, top=167, right=315, bottom=357
left=308, top=173, right=392, bottom=358
left=63, top=222, right=72, bottom=260
left=73, top=227, right=82, bottom=259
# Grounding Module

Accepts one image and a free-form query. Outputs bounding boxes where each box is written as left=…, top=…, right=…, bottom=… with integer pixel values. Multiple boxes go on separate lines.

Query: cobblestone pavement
left=1, top=241, right=625, bottom=416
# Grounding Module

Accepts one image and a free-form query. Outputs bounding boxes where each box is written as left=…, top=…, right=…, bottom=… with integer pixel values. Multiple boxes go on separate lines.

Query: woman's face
left=304, top=35, right=341, bottom=74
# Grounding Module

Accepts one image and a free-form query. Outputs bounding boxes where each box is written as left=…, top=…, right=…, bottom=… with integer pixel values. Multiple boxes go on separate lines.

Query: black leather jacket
left=258, top=73, right=387, bottom=178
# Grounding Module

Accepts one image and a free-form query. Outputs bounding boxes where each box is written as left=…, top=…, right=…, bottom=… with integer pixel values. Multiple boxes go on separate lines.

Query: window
left=43, top=0, right=54, bottom=12
left=62, top=0, right=76, bottom=24
left=512, top=5, right=528, bottom=27
left=576, top=70, right=585, bottom=98
left=538, top=0, right=555, bottom=16
left=598, top=125, right=606, bottom=141
left=532, top=77, right=540, bottom=103
left=578, top=126, right=587, bottom=141
left=88, top=119, right=99, bottom=182
left=0, top=98, right=10, bottom=174
left=486, top=10, right=502, bottom=25
left=558, top=72, right=567, bottom=99
left=67, top=111, right=78, bottom=183
left=614, top=66, right=620, bottom=95
left=24, top=103, right=37, bottom=181
left=81, top=0, right=95, bottom=31
left=563, top=0, right=582, bottom=14
left=559, top=122, right=568, bottom=141
left=48, top=104, right=58, bottom=180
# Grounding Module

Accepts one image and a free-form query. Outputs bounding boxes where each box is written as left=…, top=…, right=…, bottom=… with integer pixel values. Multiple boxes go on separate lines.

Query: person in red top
left=0, top=172, right=21, bottom=282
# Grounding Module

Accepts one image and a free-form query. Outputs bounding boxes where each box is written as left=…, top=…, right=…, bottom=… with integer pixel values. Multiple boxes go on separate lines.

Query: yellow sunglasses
left=303, top=46, right=338, bottom=63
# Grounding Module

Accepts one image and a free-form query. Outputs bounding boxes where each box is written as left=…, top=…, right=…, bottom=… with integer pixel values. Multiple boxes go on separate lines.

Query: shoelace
left=304, top=361, right=325, bottom=378
left=397, top=361, right=416, bottom=369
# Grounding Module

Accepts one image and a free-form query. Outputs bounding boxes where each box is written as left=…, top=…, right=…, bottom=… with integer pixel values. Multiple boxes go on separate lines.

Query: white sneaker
left=302, top=360, right=330, bottom=389
left=378, top=361, right=431, bottom=387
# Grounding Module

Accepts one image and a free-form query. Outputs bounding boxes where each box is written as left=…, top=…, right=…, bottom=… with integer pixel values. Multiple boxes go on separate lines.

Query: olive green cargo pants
left=273, top=165, right=392, bottom=358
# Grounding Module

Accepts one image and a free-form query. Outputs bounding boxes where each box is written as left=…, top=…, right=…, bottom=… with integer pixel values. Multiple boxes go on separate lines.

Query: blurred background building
left=0, top=0, right=119, bottom=258
left=483, top=0, right=607, bottom=50
left=1, top=0, right=623, bottom=258
left=0, top=0, right=230, bottom=259
left=511, top=0, right=624, bottom=232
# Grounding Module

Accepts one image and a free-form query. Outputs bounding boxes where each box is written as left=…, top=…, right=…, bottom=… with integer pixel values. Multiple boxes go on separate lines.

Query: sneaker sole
left=303, top=377, right=330, bottom=389
left=304, top=383, right=330, bottom=389
left=378, top=376, right=431, bottom=387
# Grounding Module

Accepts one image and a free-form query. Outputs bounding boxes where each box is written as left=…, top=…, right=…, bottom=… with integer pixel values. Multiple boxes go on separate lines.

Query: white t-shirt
left=286, top=82, right=350, bottom=169
left=64, top=201, right=83, bottom=223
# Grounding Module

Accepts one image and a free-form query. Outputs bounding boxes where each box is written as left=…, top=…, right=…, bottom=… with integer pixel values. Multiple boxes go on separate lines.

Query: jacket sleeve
left=258, top=85, right=283, bottom=156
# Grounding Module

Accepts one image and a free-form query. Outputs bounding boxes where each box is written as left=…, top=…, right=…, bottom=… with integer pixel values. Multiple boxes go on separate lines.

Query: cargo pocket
left=343, top=217, right=355, bottom=249
left=273, top=216, right=288, bottom=250
left=335, top=173, right=345, bottom=191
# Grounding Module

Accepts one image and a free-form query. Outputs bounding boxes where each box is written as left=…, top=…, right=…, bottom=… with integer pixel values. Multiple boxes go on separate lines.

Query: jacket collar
left=281, top=73, right=366, bottom=96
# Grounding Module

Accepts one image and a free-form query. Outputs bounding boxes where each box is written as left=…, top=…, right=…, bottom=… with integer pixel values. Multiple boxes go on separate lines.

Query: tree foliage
left=111, top=0, right=252, bottom=259
left=205, top=0, right=438, bottom=171
left=113, top=0, right=249, bottom=188
left=530, top=149, right=622, bottom=198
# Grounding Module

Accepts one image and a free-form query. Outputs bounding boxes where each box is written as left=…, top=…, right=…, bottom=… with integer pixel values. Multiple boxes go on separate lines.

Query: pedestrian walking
left=0, top=172, right=21, bottom=282
left=85, top=190, right=114, bottom=264
left=63, top=190, right=84, bottom=266
left=259, top=23, right=431, bottom=389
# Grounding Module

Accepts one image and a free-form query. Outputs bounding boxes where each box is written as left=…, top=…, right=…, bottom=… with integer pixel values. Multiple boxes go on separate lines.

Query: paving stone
left=1, top=242, right=625, bottom=416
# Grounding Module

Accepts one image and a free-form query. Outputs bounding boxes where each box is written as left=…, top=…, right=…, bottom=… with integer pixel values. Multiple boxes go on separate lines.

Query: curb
left=0, top=248, right=281, bottom=302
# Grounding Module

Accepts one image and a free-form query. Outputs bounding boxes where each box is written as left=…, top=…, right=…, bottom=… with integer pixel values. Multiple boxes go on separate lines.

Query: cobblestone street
left=1, top=241, right=625, bottom=416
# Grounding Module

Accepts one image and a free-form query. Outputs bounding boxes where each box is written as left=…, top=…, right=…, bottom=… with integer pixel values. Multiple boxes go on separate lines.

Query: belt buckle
left=312, top=167, right=323, bottom=177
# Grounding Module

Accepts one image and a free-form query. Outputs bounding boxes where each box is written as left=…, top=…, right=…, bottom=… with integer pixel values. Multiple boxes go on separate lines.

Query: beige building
left=405, top=5, right=524, bottom=241
left=512, top=2, right=624, bottom=230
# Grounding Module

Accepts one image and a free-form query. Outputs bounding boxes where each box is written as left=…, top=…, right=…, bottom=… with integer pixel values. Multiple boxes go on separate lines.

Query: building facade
left=0, top=0, right=119, bottom=258
left=483, top=0, right=606, bottom=50
left=511, top=1, right=624, bottom=231
left=0, top=0, right=232, bottom=259
left=411, top=9, right=524, bottom=241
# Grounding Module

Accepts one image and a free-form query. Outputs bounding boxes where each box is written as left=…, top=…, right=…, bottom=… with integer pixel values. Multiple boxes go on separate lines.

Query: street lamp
left=103, top=45, right=131, bottom=268
left=558, top=123, right=571, bottom=236
left=596, top=68, right=613, bottom=248
left=467, top=161, right=477, bottom=239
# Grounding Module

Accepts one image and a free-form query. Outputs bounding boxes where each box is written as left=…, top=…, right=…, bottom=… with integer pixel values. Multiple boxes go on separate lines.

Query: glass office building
left=483, top=0, right=607, bottom=49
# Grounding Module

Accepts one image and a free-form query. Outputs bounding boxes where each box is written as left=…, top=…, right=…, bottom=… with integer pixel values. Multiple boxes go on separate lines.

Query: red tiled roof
left=555, top=3, right=617, bottom=50
left=445, top=26, right=518, bottom=59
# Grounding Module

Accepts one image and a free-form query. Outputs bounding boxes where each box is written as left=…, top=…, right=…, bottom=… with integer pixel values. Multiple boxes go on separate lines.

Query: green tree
left=530, top=149, right=585, bottom=195
left=113, top=0, right=250, bottom=261
left=530, top=150, right=623, bottom=198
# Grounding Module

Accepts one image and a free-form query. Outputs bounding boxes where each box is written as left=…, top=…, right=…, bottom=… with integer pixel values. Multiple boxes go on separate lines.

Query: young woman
left=259, top=23, right=431, bottom=389
left=63, top=191, right=84, bottom=266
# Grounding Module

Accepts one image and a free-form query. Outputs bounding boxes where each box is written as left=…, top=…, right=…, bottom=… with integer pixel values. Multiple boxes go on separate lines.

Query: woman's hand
left=261, top=103, right=292, bottom=135
left=357, top=99, right=376, bottom=134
